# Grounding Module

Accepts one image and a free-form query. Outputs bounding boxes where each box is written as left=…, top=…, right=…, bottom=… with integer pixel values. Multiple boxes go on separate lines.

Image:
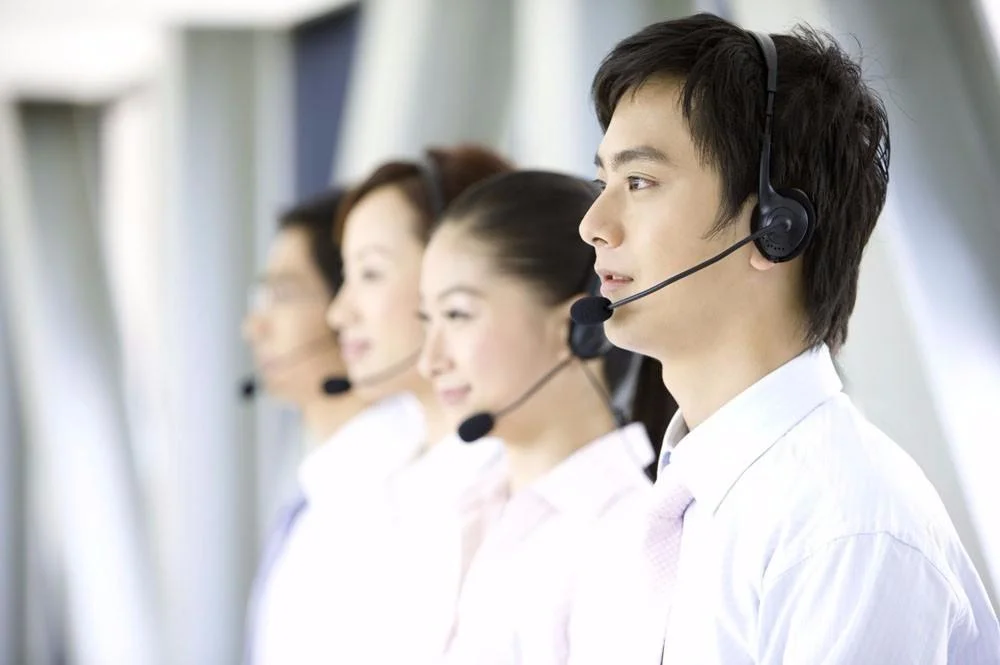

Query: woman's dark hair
left=279, top=188, right=344, bottom=295
left=334, top=144, right=514, bottom=246
left=592, top=13, right=890, bottom=352
left=441, top=170, right=677, bottom=476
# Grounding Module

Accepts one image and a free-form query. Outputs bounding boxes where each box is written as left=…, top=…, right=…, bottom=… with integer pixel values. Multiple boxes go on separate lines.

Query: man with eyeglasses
left=242, top=190, right=362, bottom=424
left=240, top=189, right=367, bottom=665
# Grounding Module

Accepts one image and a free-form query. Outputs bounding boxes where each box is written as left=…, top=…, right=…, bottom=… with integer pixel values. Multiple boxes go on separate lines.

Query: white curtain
left=0, top=101, right=161, bottom=665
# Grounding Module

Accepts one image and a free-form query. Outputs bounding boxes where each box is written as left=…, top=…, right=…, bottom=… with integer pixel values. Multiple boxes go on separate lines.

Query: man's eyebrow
left=594, top=145, right=671, bottom=171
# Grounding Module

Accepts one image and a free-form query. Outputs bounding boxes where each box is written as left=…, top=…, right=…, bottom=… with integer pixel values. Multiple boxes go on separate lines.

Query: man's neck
left=661, top=332, right=810, bottom=431
left=301, top=393, right=369, bottom=449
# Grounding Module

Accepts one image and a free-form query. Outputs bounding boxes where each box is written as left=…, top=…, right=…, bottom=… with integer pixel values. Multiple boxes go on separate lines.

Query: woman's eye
left=444, top=309, right=471, bottom=321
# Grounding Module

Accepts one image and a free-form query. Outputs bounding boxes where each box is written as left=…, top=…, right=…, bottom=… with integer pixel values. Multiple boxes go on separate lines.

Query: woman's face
left=327, top=185, right=427, bottom=401
left=418, top=222, right=570, bottom=430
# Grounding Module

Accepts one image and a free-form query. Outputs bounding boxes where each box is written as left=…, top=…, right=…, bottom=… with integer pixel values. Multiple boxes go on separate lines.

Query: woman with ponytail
left=415, top=170, right=677, bottom=663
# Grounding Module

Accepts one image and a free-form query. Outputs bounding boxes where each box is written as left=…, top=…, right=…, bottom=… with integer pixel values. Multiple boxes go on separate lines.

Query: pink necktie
left=641, top=466, right=694, bottom=662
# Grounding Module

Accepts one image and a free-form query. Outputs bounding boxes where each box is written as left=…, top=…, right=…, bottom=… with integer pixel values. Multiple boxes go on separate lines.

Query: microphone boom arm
left=608, top=225, right=779, bottom=311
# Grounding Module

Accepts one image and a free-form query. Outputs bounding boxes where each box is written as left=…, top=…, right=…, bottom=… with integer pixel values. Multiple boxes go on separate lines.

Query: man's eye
left=626, top=176, right=655, bottom=191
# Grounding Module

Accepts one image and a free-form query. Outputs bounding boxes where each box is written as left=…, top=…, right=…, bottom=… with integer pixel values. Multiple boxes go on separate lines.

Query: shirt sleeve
left=757, top=531, right=969, bottom=664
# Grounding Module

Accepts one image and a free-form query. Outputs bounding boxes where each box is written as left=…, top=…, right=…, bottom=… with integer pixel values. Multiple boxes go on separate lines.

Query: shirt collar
left=299, top=391, right=427, bottom=501
left=659, top=344, right=843, bottom=515
left=392, top=433, right=505, bottom=505
left=529, top=422, right=654, bottom=518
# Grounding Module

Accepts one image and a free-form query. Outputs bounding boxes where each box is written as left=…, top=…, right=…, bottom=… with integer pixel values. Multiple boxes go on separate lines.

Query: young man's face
left=580, top=77, right=769, bottom=361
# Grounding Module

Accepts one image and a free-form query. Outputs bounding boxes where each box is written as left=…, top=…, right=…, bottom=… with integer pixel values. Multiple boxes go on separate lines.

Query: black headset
left=747, top=31, right=815, bottom=263
left=415, top=152, right=446, bottom=221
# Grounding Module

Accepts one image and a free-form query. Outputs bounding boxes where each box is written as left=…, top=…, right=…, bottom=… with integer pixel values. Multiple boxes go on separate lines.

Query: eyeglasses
left=247, top=278, right=330, bottom=312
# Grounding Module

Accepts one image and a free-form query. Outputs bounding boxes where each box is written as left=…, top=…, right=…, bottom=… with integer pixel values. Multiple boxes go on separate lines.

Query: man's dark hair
left=279, top=189, right=344, bottom=295
left=592, top=13, right=890, bottom=351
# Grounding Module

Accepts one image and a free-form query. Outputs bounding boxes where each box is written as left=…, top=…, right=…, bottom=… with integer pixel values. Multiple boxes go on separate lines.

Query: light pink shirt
left=388, top=435, right=507, bottom=661
left=438, top=423, right=655, bottom=665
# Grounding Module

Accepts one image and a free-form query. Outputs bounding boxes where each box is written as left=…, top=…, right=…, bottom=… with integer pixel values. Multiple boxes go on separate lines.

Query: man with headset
left=567, top=13, right=999, bottom=664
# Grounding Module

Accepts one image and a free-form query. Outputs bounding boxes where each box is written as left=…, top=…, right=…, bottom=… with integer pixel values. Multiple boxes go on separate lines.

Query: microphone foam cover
left=240, top=378, right=256, bottom=400
left=457, top=412, right=495, bottom=443
left=322, top=376, right=352, bottom=395
left=570, top=296, right=613, bottom=325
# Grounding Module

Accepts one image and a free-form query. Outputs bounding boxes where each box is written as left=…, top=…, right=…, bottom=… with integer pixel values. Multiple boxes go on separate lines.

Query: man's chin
left=603, top=313, right=638, bottom=351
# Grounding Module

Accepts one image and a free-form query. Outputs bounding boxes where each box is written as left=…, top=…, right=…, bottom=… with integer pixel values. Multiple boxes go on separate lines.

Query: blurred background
left=0, top=0, right=998, bottom=663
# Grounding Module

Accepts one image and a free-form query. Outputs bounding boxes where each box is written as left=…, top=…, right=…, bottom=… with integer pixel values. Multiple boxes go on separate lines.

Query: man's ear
left=750, top=246, right=780, bottom=272
left=735, top=197, right=779, bottom=273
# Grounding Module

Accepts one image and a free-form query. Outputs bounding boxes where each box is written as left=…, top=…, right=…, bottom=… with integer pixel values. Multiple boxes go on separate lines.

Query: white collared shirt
left=440, top=423, right=655, bottom=665
left=250, top=392, right=428, bottom=665
left=569, top=345, right=1000, bottom=664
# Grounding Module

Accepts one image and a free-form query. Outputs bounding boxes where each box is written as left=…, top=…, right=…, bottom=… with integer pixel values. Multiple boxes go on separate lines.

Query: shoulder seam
left=765, top=530, right=970, bottom=621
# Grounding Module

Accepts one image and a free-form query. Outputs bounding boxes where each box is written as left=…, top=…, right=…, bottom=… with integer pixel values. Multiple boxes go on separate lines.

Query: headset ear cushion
left=752, top=187, right=816, bottom=263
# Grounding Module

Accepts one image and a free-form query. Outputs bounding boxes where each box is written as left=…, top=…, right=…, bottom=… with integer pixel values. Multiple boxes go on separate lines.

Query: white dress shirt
left=569, top=345, right=1000, bottom=664
left=440, top=422, right=655, bottom=665
left=249, top=392, right=428, bottom=665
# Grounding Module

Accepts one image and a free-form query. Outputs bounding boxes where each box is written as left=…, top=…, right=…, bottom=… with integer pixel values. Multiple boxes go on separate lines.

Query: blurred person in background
left=240, top=188, right=368, bottom=665
left=414, top=170, right=677, bottom=664
left=248, top=144, right=511, bottom=665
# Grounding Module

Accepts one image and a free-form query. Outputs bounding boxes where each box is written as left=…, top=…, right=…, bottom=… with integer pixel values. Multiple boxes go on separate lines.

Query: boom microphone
left=240, top=335, right=339, bottom=401
left=457, top=357, right=573, bottom=443
left=320, top=350, right=422, bottom=395
left=321, top=376, right=352, bottom=395
left=570, top=223, right=788, bottom=326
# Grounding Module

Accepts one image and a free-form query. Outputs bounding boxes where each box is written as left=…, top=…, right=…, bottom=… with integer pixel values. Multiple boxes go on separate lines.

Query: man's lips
left=596, top=268, right=634, bottom=296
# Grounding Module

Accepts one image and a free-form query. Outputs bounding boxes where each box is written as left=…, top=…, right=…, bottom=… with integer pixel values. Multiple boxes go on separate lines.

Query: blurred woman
left=417, top=170, right=677, bottom=664
left=253, top=145, right=510, bottom=665
left=327, top=146, right=510, bottom=442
